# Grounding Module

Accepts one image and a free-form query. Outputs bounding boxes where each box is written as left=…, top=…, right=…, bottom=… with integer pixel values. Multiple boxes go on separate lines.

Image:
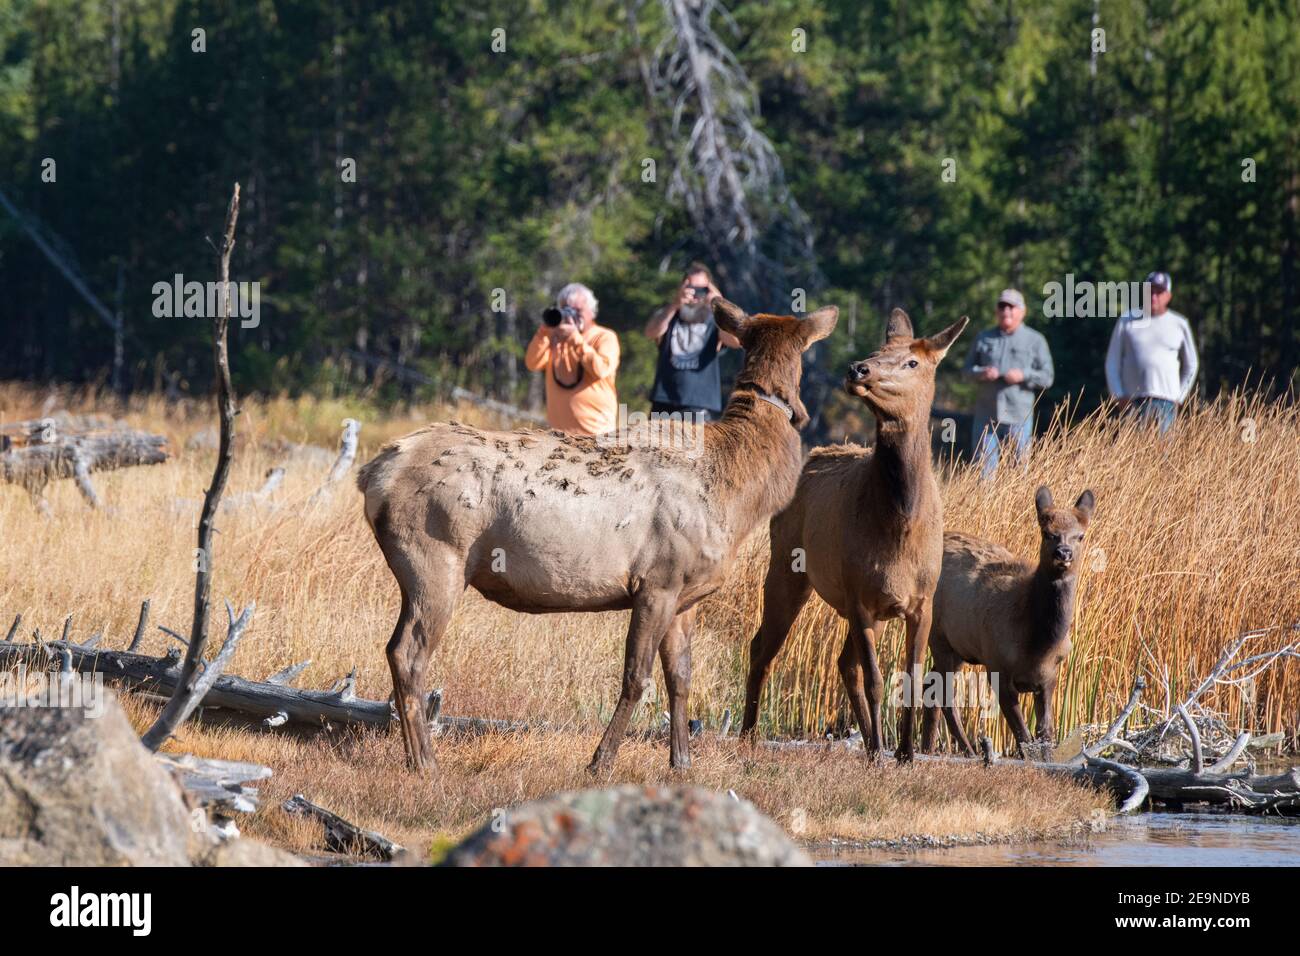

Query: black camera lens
left=543, top=305, right=579, bottom=327
left=691, top=285, right=710, bottom=298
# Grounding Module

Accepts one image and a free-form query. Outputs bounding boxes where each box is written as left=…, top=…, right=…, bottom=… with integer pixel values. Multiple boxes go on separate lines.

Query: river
left=816, top=811, right=1300, bottom=866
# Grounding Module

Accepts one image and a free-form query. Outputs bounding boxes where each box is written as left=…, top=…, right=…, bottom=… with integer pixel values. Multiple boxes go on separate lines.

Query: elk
left=740, top=309, right=967, bottom=761
left=922, top=486, right=1095, bottom=756
left=358, top=298, right=838, bottom=773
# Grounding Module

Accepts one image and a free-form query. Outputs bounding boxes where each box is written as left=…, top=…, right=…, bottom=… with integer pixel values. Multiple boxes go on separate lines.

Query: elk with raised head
left=358, top=298, right=838, bottom=773
left=922, top=485, right=1095, bottom=756
left=740, top=308, right=968, bottom=761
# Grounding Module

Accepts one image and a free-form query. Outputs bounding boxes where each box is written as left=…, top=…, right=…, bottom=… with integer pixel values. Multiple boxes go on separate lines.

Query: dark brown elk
left=922, top=485, right=1095, bottom=756
left=358, top=298, right=838, bottom=773
left=740, top=309, right=967, bottom=761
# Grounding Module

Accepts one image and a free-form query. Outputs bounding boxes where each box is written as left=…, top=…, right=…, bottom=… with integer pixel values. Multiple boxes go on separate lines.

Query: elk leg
left=921, top=694, right=940, bottom=753
left=1034, top=682, right=1057, bottom=744
left=588, top=592, right=678, bottom=775
left=387, top=580, right=459, bottom=774
left=740, top=548, right=812, bottom=738
left=659, top=607, right=694, bottom=770
left=931, top=645, right=976, bottom=757
left=998, top=684, right=1033, bottom=756
left=896, top=603, right=933, bottom=763
left=839, top=610, right=885, bottom=756
left=941, top=696, right=977, bottom=757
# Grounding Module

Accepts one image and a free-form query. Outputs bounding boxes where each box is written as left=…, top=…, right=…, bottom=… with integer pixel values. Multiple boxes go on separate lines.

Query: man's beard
left=679, top=300, right=710, bottom=325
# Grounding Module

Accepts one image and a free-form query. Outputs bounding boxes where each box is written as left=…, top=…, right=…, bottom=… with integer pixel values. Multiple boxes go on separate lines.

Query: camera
left=543, top=305, right=580, bottom=327
left=690, top=285, right=710, bottom=299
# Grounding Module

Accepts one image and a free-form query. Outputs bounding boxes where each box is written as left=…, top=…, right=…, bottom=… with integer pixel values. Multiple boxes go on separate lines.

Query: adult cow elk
left=740, top=309, right=967, bottom=761
left=358, top=298, right=838, bottom=773
left=922, top=485, right=1095, bottom=756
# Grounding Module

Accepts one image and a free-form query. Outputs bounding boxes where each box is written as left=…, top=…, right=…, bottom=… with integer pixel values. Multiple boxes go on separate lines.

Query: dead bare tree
left=141, top=184, right=254, bottom=751
left=627, top=0, right=823, bottom=311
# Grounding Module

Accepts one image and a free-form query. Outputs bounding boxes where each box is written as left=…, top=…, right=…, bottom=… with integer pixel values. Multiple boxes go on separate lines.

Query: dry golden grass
left=114, top=695, right=1107, bottom=859
left=2, top=381, right=1293, bottom=856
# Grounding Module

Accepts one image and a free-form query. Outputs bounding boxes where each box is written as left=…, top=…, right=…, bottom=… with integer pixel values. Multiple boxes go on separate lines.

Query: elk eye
left=906, top=359, right=919, bottom=369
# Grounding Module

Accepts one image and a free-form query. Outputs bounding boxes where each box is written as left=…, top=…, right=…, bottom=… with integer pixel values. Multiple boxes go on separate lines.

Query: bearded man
left=643, top=262, right=740, bottom=422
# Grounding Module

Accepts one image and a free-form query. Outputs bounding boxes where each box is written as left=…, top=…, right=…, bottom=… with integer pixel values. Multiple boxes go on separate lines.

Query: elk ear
left=922, top=315, right=969, bottom=360
left=1074, top=489, right=1095, bottom=524
left=1034, top=485, right=1054, bottom=524
left=885, top=308, right=914, bottom=342
left=712, top=297, right=748, bottom=337
left=799, top=305, right=839, bottom=348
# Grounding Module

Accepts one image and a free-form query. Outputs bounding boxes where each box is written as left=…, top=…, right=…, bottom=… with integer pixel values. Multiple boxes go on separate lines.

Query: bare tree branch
left=142, top=183, right=249, bottom=751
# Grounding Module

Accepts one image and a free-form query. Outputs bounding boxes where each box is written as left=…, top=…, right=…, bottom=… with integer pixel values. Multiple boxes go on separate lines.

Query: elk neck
left=707, top=388, right=804, bottom=531
left=865, top=414, right=933, bottom=521
left=1027, top=562, right=1077, bottom=652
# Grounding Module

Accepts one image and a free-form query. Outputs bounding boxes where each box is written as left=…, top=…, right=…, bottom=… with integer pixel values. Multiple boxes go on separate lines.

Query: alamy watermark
left=1042, top=275, right=1152, bottom=319
left=152, top=274, right=260, bottom=328
left=889, top=666, right=1000, bottom=717
left=597, top=405, right=707, bottom=459
left=1, top=664, right=106, bottom=718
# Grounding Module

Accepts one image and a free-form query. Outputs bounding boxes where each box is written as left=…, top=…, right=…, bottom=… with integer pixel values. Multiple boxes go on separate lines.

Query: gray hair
left=556, top=282, right=598, bottom=316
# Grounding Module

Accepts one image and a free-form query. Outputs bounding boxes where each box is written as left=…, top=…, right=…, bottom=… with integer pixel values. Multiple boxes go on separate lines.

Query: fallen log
left=0, top=639, right=527, bottom=736
left=282, top=793, right=404, bottom=861
left=0, top=424, right=168, bottom=491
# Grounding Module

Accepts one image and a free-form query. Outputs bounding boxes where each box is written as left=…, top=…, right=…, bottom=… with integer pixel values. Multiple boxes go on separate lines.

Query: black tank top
left=649, top=312, right=722, bottom=412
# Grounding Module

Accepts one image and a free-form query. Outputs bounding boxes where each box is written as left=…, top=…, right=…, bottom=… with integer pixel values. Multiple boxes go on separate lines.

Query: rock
left=194, top=837, right=308, bottom=867
left=0, top=689, right=193, bottom=866
left=441, top=785, right=811, bottom=867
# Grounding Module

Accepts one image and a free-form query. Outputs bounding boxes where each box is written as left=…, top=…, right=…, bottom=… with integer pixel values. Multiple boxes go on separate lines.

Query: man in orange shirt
left=524, top=282, right=620, bottom=435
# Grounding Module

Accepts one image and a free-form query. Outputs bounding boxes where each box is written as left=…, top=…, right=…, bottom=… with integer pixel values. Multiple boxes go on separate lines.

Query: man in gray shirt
left=963, top=288, right=1055, bottom=478
left=1104, top=270, right=1198, bottom=434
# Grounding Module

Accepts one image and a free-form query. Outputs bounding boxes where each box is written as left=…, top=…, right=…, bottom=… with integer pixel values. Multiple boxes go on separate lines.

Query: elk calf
left=922, top=486, right=1095, bottom=756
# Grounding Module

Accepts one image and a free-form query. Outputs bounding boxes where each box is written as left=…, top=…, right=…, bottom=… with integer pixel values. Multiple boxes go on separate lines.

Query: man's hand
left=674, top=280, right=694, bottom=310
left=1003, top=368, right=1025, bottom=384
left=979, top=366, right=1001, bottom=382
left=553, top=323, right=580, bottom=345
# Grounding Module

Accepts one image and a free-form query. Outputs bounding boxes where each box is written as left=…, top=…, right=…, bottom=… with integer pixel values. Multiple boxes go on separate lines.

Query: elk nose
left=848, top=361, right=869, bottom=382
left=1055, top=546, right=1073, bottom=562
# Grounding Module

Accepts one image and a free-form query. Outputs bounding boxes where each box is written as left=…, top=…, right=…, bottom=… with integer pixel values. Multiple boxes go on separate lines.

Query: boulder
left=194, top=837, right=307, bottom=867
left=0, top=689, right=193, bottom=866
left=441, top=784, right=811, bottom=867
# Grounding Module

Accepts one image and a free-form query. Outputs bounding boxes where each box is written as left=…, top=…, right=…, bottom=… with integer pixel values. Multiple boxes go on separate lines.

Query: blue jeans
left=1132, top=397, right=1176, bottom=435
left=973, top=418, right=1032, bottom=479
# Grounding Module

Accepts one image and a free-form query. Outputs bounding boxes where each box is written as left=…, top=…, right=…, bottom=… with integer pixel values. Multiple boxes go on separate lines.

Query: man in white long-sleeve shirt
left=1104, top=271, right=1198, bottom=434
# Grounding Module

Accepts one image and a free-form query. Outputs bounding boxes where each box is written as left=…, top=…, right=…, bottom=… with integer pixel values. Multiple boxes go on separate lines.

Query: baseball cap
left=1145, top=271, right=1172, bottom=293
left=997, top=288, right=1025, bottom=309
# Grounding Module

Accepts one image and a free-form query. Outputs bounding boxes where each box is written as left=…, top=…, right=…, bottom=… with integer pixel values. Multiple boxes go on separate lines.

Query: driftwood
left=0, top=420, right=168, bottom=508
left=158, top=752, right=271, bottom=817
left=282, top=793, right=404, bottom=861
left=310, top=419, right=361, bottom=502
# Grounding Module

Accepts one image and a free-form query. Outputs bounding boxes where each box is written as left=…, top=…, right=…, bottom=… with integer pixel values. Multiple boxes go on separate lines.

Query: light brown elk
left=922, top=486, right=1095, bottom=756
left=740, top=309, right=967, bottom=761
left=358, top=298, right=838, bottom=773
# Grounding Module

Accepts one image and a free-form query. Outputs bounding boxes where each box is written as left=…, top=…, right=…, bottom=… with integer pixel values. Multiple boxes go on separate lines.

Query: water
left=817, top=812, right=1300, bottom=866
